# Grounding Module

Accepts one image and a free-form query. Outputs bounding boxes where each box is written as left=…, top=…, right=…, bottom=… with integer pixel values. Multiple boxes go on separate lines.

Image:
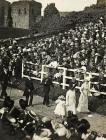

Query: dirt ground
left=0, top=87, right=105, bottom=135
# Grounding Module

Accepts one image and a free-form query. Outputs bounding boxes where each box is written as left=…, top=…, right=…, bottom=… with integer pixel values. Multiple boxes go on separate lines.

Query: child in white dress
left=54, top=95, right=66, bottom=119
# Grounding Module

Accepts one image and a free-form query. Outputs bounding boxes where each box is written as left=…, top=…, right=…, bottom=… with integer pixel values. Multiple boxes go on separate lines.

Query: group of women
left=54, top=76, right=91, bottom=118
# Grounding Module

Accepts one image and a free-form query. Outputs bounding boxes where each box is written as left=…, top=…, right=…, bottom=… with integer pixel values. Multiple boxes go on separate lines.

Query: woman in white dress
left=77, top=77, right=91, bottom=113
left=66, top=86, right=76, bottom=115
left=54, top=95, right=66, bottom=119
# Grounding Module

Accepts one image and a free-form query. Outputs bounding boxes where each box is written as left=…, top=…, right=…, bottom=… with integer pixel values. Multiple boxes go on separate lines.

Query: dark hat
left=19, top=99, right=27, bottom=110
left=77, top=119, right=90, bottom=134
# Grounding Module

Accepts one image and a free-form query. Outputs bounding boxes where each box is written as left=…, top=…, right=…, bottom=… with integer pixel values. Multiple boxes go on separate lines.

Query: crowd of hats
left=0, top=17, right=106, bottom=81
left=0, top=97, right=106, bottom=140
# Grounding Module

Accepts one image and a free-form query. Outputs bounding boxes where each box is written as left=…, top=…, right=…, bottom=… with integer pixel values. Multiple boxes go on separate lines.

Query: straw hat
left=28, top=110, right=36, bottom=119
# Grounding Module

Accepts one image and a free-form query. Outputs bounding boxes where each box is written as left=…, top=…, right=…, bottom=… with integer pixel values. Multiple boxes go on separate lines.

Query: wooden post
left=22, top=61, right=24, bottom=78
left=41, top=65, right=45, bottom=82
left=63, top=68, right=67, bottom=89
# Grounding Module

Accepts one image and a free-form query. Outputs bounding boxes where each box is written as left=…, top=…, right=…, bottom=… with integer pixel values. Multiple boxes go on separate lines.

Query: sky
left=8, top=0, right=97, bottom=13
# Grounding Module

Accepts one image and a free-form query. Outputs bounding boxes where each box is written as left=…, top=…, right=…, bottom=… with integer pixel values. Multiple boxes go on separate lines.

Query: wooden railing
left=22, top=61, right=106, bottom=95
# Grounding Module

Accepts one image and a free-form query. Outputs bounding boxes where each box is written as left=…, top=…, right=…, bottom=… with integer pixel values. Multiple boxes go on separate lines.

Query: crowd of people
left=23, top=16, right=106, bottom=80
left=0, top=17, right=106, bottom=93
left=0, top=17, right=106, bottom=77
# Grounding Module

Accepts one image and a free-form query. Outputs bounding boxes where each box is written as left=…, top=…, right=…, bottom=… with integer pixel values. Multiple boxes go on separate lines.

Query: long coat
left=42, top=77, right=53, bottom=94
left=42, top=77, right=53, bottom=105
left=23, top=78, right=34, bottom=96
left=0, top=68, right=11, bottom=88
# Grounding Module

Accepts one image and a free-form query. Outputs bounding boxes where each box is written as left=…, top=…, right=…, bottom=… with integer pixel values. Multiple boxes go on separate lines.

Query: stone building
left=11, top=0, right=42, bottom=29
left=0, top=0, right=10, bottom=27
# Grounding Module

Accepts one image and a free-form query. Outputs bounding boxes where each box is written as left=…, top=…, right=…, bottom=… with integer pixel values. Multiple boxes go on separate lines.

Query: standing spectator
left=54, top=95, right=66, bottom=119
left=14, top=55, right=22, bottom=80
left=66, top=76, right=77, bottom=115
left=23, top=76, right=34, bottom=106
left=42, top=74, right=54, bottom=106
left=0, top=66, right=11, bottom=98
left=77, top=77, right=91, bottom=113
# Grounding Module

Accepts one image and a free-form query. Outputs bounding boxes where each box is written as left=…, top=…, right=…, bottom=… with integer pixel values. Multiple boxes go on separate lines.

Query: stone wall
left=11, top=2, right=30, bottom=29
left=0, top=0, right=10, bottom=27
left=11, top=0, right=42, bottom=29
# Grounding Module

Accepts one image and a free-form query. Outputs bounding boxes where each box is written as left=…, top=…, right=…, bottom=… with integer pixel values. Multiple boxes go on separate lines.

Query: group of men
left=23, top=74, right=53, bottom=107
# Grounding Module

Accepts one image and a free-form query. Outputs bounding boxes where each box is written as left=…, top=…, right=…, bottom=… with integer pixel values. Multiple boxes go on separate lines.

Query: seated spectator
left=64, top=111, right=78, bottom=129
left=76, top=119, right=90, bottom=135
left=51, top=120, right=71, bottom=139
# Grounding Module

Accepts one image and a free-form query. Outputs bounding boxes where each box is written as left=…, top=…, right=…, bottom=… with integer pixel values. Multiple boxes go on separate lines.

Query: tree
left=44, top=3, right=60, bottom=18
left=40, top=15, right=62, bottom=32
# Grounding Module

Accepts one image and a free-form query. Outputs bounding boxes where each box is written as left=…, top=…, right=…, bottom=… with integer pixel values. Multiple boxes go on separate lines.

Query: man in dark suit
left=42, top=74, right=54, bottom=106
left=23, top=76, right=34, bottom=106
left=0, top=66, right=11, bottom=98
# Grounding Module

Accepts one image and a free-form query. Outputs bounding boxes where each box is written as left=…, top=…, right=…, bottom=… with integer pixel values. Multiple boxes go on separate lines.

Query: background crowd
left=0, top=17, right=106, bottom=79
left=0, top=17, right=106, bottom=95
